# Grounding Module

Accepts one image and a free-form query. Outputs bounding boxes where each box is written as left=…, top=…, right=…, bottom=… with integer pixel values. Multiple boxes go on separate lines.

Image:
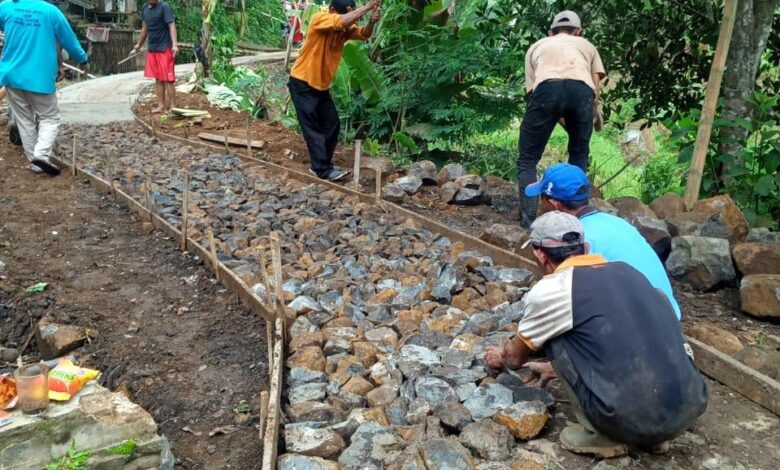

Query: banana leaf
left=341, top=42, right=386, bottom=105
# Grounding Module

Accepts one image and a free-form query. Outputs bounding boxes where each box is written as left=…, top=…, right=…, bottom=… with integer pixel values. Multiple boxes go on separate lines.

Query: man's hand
left=80, top=62, right=90, bottom=74
left=172, top=44, right=179, bottom=58
left=524, top=361, right=558, bottom=388
left=131, top=45, right=141, bottom=56
left=57, top=66, right=65, bottom=82
left=485, top=345, right=504, bottom=369
left=370, top=6, right=381, bottom=23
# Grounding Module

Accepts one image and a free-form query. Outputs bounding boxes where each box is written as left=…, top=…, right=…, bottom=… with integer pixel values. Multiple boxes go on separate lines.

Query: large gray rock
left=288, top=296, right=321, bottom=314
left=496, top=268, right=534, bottom=287
left=398, top=344, right=441, bottom=379
left=453, top=188, right=483, bottom=206
left=284, top=424, right=345, bottom=458
left=409, top=160, right=438, bottom=185
left=460, top=419, right=514, bottom=461
left=289, top=383, right=327, bottom=405
left=437, top=401, right=472, bottom=431
left=395, top=175, right=424, bottom=195
left=414, top=377, right=458, bottom=408
left=382, top=183, right=407, bottom=203
left=632, top=215, right=672, bottom=261
left=278, top=454, right=338, bottom=470
left=463, top=383, right=513, bottom=420
left=338, top=422, right=405, bottom=470
left=746, top=227, right=780, bottom=244
left=431, top=263, right=468, bottom=303
left=479, top=224, right=528, bottom=251
left=666, top=236, right=736, bottom=291
left=436, top=163, right=466, bottom=185
left=288, top=368, right=328, bottom=387
left=422, top=439, right=474, bottom=470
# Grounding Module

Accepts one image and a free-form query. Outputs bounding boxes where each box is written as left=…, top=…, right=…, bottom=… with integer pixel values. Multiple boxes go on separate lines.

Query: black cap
left=331, top=0, right=356, bottom=14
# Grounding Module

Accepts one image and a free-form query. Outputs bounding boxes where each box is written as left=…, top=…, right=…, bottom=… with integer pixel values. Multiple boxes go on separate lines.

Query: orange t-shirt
left=290, top=12, right=369, bottom=91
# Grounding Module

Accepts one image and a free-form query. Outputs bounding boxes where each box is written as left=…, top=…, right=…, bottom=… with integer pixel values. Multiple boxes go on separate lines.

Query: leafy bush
left=668, top=91, right=780, bottom=227
left=638, top=149, right=685, bottom=203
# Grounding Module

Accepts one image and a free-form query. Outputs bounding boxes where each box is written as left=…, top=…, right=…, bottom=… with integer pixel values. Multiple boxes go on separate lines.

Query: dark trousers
left=288, top=77, right=340, bottom=177
left=517, top=79, right=594, bottom=226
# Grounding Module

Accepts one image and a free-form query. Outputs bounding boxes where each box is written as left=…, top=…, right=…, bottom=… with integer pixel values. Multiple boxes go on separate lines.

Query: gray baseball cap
left=550, top=10, right=582, bottom=30
left=522, top=211, right=585, bottom=249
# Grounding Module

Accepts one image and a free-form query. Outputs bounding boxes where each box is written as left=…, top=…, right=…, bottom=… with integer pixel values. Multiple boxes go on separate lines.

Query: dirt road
left=0, top=143, right=267, bottom=469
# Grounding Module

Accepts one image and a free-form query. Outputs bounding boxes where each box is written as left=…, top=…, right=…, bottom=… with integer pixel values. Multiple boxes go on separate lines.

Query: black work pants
left=288, top=77, right=340, bottom=177
left=516, top=79, right=594, bottom=227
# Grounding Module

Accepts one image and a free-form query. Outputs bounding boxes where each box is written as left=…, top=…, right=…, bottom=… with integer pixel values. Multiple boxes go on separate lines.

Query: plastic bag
left=48, top=359, right=100, bottom=401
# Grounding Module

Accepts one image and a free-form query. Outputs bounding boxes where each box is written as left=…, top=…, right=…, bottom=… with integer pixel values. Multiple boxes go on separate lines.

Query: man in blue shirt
left=0, top=0, right=88, bottom=175
left=525, top=163, right=682, bottom=319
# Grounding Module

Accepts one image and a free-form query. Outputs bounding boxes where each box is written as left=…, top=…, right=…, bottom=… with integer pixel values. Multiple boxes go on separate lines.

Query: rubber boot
left=560, top=424, right=628, bottom=458
left=520, top=194, right=538, bottom=229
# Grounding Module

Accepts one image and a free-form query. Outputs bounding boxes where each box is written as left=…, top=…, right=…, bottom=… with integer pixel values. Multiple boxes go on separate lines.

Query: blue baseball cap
left=524, top=163, right=590, bottom=201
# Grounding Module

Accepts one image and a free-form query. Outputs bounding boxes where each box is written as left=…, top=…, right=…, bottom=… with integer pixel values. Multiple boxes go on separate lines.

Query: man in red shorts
left=131, top=0, right=179, bottom=113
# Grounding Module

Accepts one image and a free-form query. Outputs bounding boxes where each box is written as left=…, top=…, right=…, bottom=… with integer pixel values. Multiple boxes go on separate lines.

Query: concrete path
left=57, top=52, right=292, bottom=125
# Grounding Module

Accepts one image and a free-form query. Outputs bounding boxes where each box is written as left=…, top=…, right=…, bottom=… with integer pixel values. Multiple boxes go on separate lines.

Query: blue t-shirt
left=0, top=0, right=87, bottom=94
left=141, top=1, right=175, bottom=52
left=579, top=210, right=682, bottom=319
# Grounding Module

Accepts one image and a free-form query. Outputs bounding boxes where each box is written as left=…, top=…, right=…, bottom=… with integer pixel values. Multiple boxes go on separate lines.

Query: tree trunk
left=718, top=0, right=779, bottom=161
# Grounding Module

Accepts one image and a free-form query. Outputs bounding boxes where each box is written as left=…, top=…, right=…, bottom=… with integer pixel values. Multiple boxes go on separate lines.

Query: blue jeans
left=517, top=79, right=594, bottom=226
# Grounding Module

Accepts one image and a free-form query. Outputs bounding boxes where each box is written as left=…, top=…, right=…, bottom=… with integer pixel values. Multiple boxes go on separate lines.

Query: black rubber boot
left=520, top=194, right=538, bottom=229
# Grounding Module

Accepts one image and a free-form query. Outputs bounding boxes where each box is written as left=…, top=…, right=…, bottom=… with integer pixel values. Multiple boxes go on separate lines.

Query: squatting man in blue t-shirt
left=0, top=0, right=88, bottom=176
left=486, top=211, right=707, bottom=457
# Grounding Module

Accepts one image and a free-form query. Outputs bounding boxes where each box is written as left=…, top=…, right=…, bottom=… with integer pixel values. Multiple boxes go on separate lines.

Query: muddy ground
left=0, top=142, right=267, bottom=469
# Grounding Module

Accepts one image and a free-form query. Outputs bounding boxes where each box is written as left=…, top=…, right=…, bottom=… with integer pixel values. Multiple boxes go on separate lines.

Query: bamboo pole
left=71, top=135, right=77, bottom=177
left=208, top=228, right=220, bottom=281
left=269, top=232, right=284, bottom=317
left=246, top=115, right=252, bottom=157
left=352, top=139, right=362, bottom=190
left=181, top=172, right=190, bottom=252
left=258, top=390, right=269, bottom=442
left=257, top=246, right=275, bottom=374
left=683, top=0, right=738, bottom=209
left=375, top=170, right=382, bottom=202
left=283, top=18, right=296, bottom=72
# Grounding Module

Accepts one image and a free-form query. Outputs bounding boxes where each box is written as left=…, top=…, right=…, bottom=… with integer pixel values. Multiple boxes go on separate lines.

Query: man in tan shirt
left=518, top=10, right=605, bottom=228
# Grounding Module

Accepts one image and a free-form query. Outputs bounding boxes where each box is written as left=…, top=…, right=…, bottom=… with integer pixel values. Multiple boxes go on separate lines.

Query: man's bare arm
left=340, top=0, right=378, bottom=29
left=132, top=23, right=148, bottom=53
left=592, top=73, right=602, bottom=101
left=168, top=22, right=178, bottom=57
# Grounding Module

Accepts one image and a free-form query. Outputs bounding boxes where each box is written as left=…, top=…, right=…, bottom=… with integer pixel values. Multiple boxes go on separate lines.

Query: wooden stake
left=181, top=172, right=190, bottom=252
left=258, top=390, right=269, bottom=442
left=375, top=170, right=382, bottom=202
left=246, top=115, right=252, bottom=157
left=261, top=317, right=284, bottom=470
left=352, top=139, right=362, bottom=190
left=145, top=175, right=155, bottom=221
left=184, top=125, right=190, bottom=140
left=71, top=135, right=77, bottom=177
left=283, top=19, right=295, bottom=72
left=258, top=246, right=275, bottom=373
left=150, top=110, right=157, bottom=138
left=683, top=0, right=738, bottom=209
left=269, top=232, right=284, bottom=319
left=224, top=134, right=230, bottom=153
left=208, top=228, right=220, bottom=281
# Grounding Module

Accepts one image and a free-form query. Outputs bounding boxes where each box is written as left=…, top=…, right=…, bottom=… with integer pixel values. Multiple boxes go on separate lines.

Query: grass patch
left=104, top=440, right=137, bottom=457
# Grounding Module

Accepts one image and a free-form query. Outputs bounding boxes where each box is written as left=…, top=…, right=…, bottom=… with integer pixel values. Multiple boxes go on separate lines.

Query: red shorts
left=144, top=49, right=176, bottom=83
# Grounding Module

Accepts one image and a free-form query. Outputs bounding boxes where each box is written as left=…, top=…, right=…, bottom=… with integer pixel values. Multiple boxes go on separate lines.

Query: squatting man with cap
left=288, top=0, right=381, bottom=182
left=518, top=10, right=606, bottom=228
left=485, top=211, right=707, bottom=457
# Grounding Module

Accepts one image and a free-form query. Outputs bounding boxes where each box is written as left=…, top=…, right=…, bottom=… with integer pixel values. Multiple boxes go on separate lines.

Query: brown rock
left=288, top=346, right=326, bottom=372
left=608, top=196, right=657, bottom=221
left=283, top=425, right=345, bottom=458
left=691, top=194, right=749, bottom=244
left=485, top=288, right=509, bottom=308
left=366, top=384, right=399, bottom=408
left=632, top=216, right=672, bottom=261
left=35, top=320, right=88, bottom=360
left=450, top=241, right=466, bottom=257
left=589, top=198, right=618, bottom=216
left=685, top=322, right=743, bottom=356
left=479, top=224, right=528, bottom=251
left=440, top=182, right=460, bottom=204
left=650, top=192, right=687, bottom=221
left=364, top=327, right=399, bottom=350
left=290, top=331, right=324, bottom=352
left=352, top=341, right=380, bottom=368
left=493, top=401, right=549, bottom=440
left=370, top=289, right=398, bottom=304
left=740, top=274, right=780, bottom=319
left=395, top=309, right=425, bottom=336
left=734, top=346, right=780, bottom=381
left=294, top=216, right=319, bottom=231
left=425, top=312, right=466, bottom=337
left=341, top=376, right=375, bottom=397
left=732, top=243, right=780, bottom=275
left=451, top=288, right=479, bottom=311
left=287, top=401, right=345, bottom=424
left=363, top=407, right=390, bottom=426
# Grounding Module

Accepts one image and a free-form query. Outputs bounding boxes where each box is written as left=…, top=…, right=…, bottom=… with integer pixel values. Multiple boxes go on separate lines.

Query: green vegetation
left=104, top=440, right=137, bottom=457
left=45, top=441, right=90, bottom=470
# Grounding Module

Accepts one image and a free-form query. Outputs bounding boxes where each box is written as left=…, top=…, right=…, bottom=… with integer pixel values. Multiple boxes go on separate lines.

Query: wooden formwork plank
left=198, top=132, right=266, bottom=150
left=687, top=336, right=780, bottom=416
left=262, top=317, right=284, bottom=470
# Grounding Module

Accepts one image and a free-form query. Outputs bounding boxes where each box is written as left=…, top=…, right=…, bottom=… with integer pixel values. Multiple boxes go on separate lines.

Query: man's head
left=147, top=0, right=160, bottom=6
left=549, top=10, right=582, bottom=36
left=523, top=211, right=588, bottom=273
left=330, top=0, right=356, bottom=14
left=525, top=163, right=590, bottom=214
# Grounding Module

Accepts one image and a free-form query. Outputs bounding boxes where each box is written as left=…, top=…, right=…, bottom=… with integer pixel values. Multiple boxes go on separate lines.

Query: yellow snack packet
left=48, top=359, right=100, bottom=401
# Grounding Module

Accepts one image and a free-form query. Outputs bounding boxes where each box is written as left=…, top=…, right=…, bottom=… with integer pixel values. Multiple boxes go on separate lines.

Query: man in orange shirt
left=288, top=0, right=380, bottom=181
